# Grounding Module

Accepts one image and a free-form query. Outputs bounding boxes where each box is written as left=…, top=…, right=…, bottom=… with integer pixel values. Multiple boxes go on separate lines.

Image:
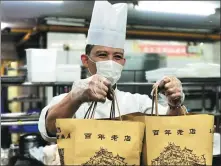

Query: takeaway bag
left=56, top=90, right=145, bottom=165
left=123, top=87, right=215, bottom=166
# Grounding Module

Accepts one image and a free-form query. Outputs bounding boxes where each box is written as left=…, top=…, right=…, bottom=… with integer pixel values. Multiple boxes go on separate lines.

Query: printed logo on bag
left=151, top=143, right=206, bottom=166
left=83, top=133, right=131, bottom=142
left=57, top=127, right=61, bottom=133
left=84, top=133, right=92, bottom=139
left=82, top=147, right=135, bottom=166
left=56, top=127, right=71, bottom=139
left=177, top=129, right=184, bottom=135
left=209, top=128, right=214, bottom=134
left=152, top=128, right=214, bottom=136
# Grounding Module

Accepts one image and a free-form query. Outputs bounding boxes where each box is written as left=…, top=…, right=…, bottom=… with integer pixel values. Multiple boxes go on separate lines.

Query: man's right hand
left=45, top=75, right=111, bottom=137
left=71, top=74, right=111, bottom=103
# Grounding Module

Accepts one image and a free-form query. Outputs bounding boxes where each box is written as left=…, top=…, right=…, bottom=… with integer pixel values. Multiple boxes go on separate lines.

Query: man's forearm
left=46, top=92, right=82, bottom=135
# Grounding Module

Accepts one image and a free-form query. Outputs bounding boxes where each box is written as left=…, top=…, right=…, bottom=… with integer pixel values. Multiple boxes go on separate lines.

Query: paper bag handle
left=151, top=86, right=159, bottom=116
left=151, top=85, right=187, bottom=116
left=84, top=87, right=122, bottom=121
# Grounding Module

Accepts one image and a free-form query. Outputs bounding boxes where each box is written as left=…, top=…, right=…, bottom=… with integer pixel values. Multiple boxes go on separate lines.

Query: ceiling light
left=135, top=1, right=216, bottom=16
left=33, top=1, right=63, bottom=4
left=1, top=22, right=9, bottom=30
left=43, top=1, right=63, bottom=4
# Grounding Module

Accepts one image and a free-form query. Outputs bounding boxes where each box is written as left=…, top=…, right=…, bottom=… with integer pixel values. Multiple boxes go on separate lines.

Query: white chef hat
left=86, top=1, right=128, bottom=49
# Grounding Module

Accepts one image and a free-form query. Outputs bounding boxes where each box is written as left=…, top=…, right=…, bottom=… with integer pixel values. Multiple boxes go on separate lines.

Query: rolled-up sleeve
left=38, top=93, right=68, bottom=142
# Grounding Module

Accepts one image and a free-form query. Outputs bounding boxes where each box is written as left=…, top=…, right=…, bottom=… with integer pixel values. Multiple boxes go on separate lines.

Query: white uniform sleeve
left=135, top=93, right=168, bottom=115
left=38, top=93, right=68, bottom=142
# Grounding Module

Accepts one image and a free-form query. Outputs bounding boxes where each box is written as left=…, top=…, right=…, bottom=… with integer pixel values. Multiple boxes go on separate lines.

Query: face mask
left=88, top=57, right=123, bottom=85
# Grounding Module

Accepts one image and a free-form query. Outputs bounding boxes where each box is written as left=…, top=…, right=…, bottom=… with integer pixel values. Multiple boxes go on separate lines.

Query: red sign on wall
left=138, top=44, right=190, bottom=56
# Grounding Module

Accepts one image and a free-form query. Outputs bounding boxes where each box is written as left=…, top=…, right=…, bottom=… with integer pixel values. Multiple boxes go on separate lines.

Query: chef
left=38, top=1, right=185, bottom=143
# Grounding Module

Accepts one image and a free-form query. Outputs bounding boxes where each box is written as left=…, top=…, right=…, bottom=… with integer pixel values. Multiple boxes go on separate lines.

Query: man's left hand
left=153, top=76, right=183, bottom=107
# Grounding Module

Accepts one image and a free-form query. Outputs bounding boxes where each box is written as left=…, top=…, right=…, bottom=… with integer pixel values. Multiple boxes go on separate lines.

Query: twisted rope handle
left=151, top=86, right=159, bottom=116
left=84, top=87, right=122, bottom=121
left=84, top=102, right=97, bottom=119
left=112, top=88, right=122, bottom=121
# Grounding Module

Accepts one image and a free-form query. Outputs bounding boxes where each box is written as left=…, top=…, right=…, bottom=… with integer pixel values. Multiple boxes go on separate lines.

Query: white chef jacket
left=38, top=88, right=168, bottom=142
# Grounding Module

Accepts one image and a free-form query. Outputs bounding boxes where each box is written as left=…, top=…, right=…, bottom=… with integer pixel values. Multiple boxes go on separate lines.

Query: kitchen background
left=1, top=1, right=220, bottom=165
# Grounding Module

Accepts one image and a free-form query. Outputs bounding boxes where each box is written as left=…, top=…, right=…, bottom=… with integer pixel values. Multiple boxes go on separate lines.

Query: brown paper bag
left=123, top=87, right=215, bottom=166
left=56, top=89, right=145, bottom=165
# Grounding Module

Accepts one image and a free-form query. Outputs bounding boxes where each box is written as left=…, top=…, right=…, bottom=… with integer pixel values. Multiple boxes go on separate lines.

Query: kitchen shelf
left=1, top=112, right=40, bottom=119
left=117, top=82, right=221, bottom=86
left=1, top=121, right=38, bottom=126
left=1, top=81, right=73, bottom=86
left=8, top=98, right=43, bottom=103
left=179, top=77, right=221, bottom=83
left=1, top=75, right=26, bottom=84
left=1, top=81, right=221, bottom=87
left=1, top=76, right=220, bottom=127
left=1, top=76, right=220, bottom=86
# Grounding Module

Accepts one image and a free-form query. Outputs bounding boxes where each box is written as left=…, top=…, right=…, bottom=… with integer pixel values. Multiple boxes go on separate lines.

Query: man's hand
left=71, top=74, right=111, bottom=103
left=45, top=74, right=111, bottom=136
left=153, top=76, right=184, bottom=107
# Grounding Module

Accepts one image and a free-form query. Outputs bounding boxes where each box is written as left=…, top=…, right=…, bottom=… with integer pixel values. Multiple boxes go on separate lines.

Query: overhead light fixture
left=43, top=1, right=63, bottom=4
left=45, top=17, right=85, bottom=27
left=1, top=22, right=9, bottom=30
left=32, top=1, right=63, bottom=4
left=135, top=1, right=216, bottom=16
